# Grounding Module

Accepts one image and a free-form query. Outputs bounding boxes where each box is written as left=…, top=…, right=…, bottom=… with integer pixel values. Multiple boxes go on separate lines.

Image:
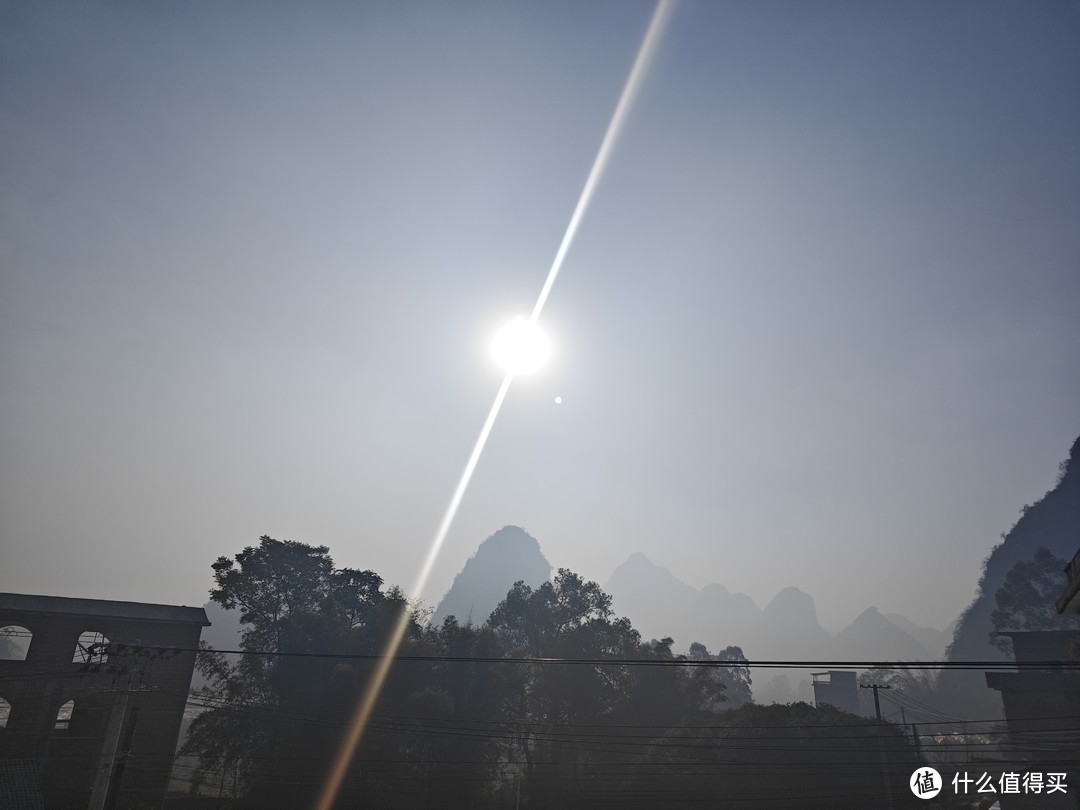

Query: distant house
left=984, top=631, right=1080, bottom=810
left=0, top=593, right=209, bottom=809
left=811, top=670, right=860, bottom=715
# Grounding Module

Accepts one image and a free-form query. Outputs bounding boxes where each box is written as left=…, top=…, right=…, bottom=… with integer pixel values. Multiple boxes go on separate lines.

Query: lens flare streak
left=314, top=373, right=514, bottom=810
left=531, top=0, right=676, bottom=325
left=316, top=3, right=676, bottom=807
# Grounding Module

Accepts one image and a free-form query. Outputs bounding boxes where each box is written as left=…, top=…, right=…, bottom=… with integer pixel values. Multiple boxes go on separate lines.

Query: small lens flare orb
left=554, top=396, right=563, bottom=405
left=492, top=317, right=551, bottom=375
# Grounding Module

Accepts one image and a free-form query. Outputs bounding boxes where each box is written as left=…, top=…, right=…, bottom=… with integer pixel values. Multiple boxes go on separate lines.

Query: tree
left=688, top=642, right=753, bottom=708
left=991, top=547, right=1074, bottom=655
left=485, top=570, right=748, bottom=808
left=183, top=551, right=801, bottom=808
left=185, top=536, right=413, bottom=807
left=210, top=536, right=343, bottom=651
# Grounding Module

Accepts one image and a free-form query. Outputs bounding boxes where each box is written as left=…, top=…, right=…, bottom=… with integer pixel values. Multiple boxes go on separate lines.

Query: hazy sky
left=2, top=1, right=1078, bottom=635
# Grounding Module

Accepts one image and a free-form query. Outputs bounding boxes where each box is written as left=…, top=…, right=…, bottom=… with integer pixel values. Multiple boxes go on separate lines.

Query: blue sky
left=2, top=0, right=1077, bottom=633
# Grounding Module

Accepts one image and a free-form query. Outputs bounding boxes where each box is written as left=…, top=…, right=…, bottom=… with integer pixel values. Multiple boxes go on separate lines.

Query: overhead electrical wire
left=5, top=644, right=1072, bottom=669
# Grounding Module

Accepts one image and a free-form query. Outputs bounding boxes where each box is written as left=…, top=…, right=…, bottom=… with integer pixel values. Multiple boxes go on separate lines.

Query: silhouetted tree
left=184, top=548, right=822, bottom=808
left=942, top=436, right=1080, bottom=719
left=991, top=547, right=1074, bottom=655
left=185, top=536, right=416, bottom=807
left=485, top=570, right=744, bottom=807
left=687, top=642, right=752, bottom=707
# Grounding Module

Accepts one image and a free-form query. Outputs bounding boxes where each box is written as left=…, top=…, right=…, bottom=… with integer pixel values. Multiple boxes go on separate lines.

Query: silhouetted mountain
left=754, top=586, right=836, bottom=660
left=604, top=552, right=760, bottom=651
left=602, top=554, right=949, bottom=705
left=835, top=607, right=927, bottom=662
left=940, top=434, right=1080, bottom=717
left=701, top=583, right=761, bottom=640
left=886, top=612, right=953, bottom=660
left=440, top=533, right=947, bottom=706
left=433, top=526, right=551, bottom=626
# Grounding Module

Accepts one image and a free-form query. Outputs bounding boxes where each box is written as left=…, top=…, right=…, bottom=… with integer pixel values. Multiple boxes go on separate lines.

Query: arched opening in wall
left=0, top=625, right=33, bottom=660
left=72, top=631, right=110, bottom=666
left=55, top=699, right=74, bottom=731
left=0, top=697, right=10, bottom=729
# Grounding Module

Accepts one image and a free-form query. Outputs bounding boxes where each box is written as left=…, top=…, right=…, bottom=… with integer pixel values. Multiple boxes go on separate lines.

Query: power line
left=99, top=644, right=1080, bottom=669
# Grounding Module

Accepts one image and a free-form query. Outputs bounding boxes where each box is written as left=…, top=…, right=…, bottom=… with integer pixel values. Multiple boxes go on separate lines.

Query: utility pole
left=88, top=681, right=130, bottom=810
left=861, top=684, right=896, bottom=810
left=87, top=643, right=158, bottom=810
left=861, top=682, right=891, bottom=722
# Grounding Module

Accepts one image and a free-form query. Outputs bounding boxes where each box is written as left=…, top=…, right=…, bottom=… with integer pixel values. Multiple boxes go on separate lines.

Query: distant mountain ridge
left=602, top=553, right=948, bottom=663
left=429, top=522, right=965, bottom=708
left=599, top=552, right=761, bottom=651
left=431, top=525, right=948, bottom=667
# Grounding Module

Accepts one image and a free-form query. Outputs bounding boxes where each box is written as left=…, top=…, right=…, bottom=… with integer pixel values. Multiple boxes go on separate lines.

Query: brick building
left=0, top=593, right=209, bottom=809
left=984, top=631, right=1080, bottom=810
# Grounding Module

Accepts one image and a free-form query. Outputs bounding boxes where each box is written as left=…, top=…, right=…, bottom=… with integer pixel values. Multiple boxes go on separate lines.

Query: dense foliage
left=991, top=547, right=1074, bottom=654
left=183, top=536, right=919, bottom=808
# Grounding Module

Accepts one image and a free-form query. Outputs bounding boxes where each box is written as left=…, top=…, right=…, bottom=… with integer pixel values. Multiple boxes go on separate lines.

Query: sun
left=491, top=316, right=551, bottom=375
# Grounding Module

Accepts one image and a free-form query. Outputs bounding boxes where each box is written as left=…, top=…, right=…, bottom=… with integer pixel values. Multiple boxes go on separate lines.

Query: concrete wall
left=0, top=598, right=206, bottom=809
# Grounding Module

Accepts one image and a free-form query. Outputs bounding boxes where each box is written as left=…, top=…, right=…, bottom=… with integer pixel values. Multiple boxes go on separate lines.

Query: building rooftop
left=0, top=592, right=210, bottom=626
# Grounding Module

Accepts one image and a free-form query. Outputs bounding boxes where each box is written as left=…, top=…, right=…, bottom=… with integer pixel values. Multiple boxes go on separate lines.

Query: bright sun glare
left=491, top=317, right=551, bottom=374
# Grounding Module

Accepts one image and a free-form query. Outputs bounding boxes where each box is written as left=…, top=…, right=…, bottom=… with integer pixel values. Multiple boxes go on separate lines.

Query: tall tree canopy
left=186, top=536, right=416, bottom=806
left=182, top=540, right=913, bottom=809
left=991, top=547, right=1074, bottom=655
